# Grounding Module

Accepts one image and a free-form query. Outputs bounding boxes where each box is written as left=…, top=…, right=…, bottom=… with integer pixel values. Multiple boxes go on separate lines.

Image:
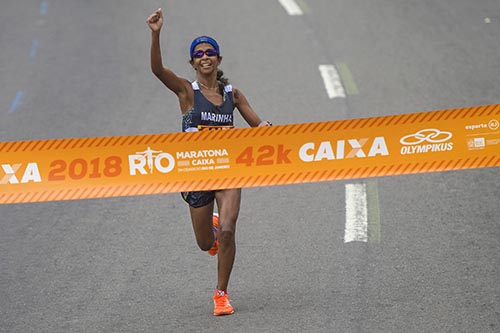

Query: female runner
left=147, top=8, right=271, bottom=316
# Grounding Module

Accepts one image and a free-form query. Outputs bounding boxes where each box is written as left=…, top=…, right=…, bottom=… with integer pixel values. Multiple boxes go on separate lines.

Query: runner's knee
left=196, top=238, right=215, bottom=251
left=218, top=229, right=235, bottom=246
left=194, top=229, right=215, bottom=251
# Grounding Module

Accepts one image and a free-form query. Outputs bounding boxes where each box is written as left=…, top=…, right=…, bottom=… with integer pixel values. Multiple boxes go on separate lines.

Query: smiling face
left=190, top=43, right=222, bottom=75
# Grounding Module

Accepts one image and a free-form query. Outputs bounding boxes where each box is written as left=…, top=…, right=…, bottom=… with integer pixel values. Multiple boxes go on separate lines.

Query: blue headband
left=190, top=36, right=220, bottom=59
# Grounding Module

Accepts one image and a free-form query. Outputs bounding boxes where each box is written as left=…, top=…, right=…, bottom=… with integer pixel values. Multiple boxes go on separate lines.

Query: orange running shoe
left=207, top=213, right=219, bottom=256
left=213, top=289, right=234, bottom=316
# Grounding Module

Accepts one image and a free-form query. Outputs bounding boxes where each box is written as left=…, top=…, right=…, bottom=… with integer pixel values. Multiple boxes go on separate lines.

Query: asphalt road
left=1, top=0, right=499, bottom=332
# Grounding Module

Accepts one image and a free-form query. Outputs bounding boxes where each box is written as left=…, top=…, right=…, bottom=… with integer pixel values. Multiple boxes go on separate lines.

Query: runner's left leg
left=214, top=188, right=241, bottom=291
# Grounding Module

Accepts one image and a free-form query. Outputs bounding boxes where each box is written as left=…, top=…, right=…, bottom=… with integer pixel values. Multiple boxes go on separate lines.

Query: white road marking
left=319, top=65, right=346, bottom=99
left=344, top=183, right=368, bottom=243
left=278, top=0, right=304, bottom=16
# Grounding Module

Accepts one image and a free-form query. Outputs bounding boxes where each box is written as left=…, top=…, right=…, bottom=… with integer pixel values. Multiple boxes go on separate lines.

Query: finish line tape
left=1, top=104, right=499, bottom=204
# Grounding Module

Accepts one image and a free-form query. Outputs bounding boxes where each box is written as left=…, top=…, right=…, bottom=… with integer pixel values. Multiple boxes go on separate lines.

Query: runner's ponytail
left=217, top=69, right=229, bottom=94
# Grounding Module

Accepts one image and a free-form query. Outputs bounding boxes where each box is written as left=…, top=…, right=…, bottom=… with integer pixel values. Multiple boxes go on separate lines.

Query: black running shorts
left=181, top=191, right=216, bottom=208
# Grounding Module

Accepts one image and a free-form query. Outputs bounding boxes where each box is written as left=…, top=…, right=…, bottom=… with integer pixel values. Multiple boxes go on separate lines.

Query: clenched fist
left=147, top=8, right=163, bottom=32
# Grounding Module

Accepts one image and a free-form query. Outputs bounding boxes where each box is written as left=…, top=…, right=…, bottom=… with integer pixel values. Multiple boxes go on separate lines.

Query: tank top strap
left=192, top=81, right=232, bottom=92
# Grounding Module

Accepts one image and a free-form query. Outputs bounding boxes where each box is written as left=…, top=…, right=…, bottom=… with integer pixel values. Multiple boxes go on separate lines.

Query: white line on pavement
left=345, top=183, right=368, bottom=243
left=319, top=65, right=346, bottom=99
left=278, top=0, right=304, bottom=16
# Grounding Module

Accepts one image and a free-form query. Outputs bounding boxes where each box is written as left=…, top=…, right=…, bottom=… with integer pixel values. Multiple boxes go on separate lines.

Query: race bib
left=197, top=125, right=234, bottom=131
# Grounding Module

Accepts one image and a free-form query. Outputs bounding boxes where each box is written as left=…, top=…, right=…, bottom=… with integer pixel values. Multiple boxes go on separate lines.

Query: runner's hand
left=147, top=8, right=163, bottom=32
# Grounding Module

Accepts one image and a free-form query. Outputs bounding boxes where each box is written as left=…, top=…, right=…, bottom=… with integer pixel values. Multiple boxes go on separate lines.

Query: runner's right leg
left=189, top=201, right=216, bottom=251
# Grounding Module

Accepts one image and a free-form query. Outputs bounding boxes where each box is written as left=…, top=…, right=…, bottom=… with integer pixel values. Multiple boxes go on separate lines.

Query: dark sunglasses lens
left=193, top=50, right=204, bottom=58
left=205, top=49, right=218, bottom=56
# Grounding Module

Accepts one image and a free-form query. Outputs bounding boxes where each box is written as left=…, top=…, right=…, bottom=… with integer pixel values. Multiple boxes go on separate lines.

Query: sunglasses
left=192, top=48, right=219, bottom=58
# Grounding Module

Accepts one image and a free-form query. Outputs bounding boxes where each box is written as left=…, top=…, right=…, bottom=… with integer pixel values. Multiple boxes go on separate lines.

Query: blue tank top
left=182, top=81, right=234, bottom=132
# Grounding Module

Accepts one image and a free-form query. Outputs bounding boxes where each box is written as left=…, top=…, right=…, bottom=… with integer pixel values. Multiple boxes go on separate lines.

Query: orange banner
left=1, top=104, right=499, bottom=204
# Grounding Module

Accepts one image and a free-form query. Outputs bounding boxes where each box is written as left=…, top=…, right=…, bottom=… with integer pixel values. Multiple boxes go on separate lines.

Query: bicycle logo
left=400, top=128, right=453, bottom=145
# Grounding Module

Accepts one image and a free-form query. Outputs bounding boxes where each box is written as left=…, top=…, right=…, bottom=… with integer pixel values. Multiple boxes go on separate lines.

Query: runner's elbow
left=151, top=65, right=163, bottom=76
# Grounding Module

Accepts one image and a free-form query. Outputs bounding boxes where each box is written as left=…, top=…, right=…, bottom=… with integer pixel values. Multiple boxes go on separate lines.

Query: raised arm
left=147, top=9, right=191, bottom=103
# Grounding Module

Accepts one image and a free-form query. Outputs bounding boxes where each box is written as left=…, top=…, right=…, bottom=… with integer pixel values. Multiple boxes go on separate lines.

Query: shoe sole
left=213, top=310, right=234, bottom=316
